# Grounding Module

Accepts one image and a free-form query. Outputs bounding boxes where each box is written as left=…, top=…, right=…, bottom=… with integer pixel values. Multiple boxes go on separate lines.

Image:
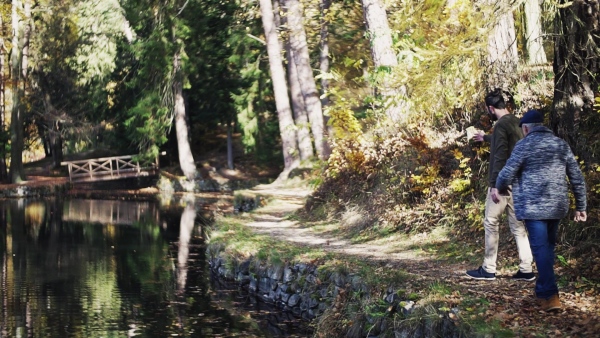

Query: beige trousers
left=482, top=187, right=533, bottom=274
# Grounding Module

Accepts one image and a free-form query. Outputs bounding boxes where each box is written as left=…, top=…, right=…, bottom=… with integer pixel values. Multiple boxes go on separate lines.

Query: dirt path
left=242, top=184, right=600, bottom=337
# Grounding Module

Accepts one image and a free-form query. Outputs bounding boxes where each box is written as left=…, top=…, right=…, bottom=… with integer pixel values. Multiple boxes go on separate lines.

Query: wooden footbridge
left=61, top=154, right=159, bottom=183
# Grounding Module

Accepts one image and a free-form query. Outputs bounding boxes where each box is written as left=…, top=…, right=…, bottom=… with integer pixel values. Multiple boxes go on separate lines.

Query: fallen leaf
left=493, top=312, right=508, bottom=321
left=578, top=317, right=592, bottom=325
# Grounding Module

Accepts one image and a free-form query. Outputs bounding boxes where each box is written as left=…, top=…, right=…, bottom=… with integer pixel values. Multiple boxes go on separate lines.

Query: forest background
left=0, top=0, right=599, bottom=335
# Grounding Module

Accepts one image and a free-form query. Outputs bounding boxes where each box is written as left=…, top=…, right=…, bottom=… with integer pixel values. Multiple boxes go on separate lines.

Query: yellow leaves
left=452, top=148, right=463, bottom=160
left=449, top=178, right=470, bottom=193
left=409, top=165, right=439, bottom=195
left=329, top=106, right=363, bottom=141
left=594, top=95, right=600, bottom=109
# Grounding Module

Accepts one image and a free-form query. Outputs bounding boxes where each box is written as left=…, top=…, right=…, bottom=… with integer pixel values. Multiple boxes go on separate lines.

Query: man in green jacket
left=466, top=89, right=534, bottom=281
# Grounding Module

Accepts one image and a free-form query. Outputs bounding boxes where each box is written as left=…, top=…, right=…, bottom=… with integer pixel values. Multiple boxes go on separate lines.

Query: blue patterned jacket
left=496, top=126, right=587, bottom=220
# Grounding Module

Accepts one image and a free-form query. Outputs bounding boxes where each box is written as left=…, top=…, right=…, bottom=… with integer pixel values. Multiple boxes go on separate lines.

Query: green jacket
left=483, top=114, right=523, bottom=187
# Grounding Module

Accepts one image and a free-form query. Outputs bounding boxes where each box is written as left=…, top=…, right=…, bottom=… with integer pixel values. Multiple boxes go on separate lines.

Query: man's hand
left=490, top=188, right=501, bottom=204
left=473, top=131, right=485, bottom=142
left=574, top=211, right=587, bottom=222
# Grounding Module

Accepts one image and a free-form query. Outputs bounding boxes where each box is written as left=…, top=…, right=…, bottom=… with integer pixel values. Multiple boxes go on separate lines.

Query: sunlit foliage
left=70, top=0, right=128, bottom=85
left=386, top=0, right=489, bottom=124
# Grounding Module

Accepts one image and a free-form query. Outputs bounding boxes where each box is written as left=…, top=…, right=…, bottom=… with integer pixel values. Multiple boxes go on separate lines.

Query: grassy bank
left=206, top=194, right=520, bottom=337
left=205, top=135, right=600, bottom=337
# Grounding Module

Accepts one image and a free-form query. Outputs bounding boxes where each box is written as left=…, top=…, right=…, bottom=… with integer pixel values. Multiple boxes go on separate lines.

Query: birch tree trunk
left=258, top=0, right=299, bottom=173
left=319, top=0, right=331, bottom=109
left=524, top=0, right=547, bottom=65
left=319, top=0, right=334, bottom=137
left=173, top=49, right=198, bottom=181
left=551, top=0, right=600, bottom=164
left=276, top=0, right=313, bottom=162
left=9, top=0, right=24, bottom=183
left=361, top=0, right=406, bottom=123
left=284, top=0, right=330, bottom=159
left=486, top=1, right=519, bottom=87
left=287, top=38, right=314, bottom=162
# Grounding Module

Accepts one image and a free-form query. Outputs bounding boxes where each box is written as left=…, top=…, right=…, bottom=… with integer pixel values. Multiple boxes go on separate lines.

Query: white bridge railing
left=61, top=155, right=158, bottom=182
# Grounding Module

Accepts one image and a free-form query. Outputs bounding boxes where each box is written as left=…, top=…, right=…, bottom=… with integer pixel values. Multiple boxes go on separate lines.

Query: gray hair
left=522, top=122, right=543, bottom=129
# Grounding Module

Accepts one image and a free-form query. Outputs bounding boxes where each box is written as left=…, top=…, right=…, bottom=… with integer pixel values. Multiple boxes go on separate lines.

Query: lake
left=0, top=197, right=312, bottom=337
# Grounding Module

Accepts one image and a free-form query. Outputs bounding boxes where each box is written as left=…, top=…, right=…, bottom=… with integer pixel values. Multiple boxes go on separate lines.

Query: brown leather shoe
left=540, top=294, right=562, bottom=312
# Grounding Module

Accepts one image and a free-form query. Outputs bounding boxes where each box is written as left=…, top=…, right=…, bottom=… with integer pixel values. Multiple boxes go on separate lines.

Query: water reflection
left=177, top=196, right=196, bottom=294
left=63, top=199, right=159, bottom=226
left=0, top=197, right=306, bottom=337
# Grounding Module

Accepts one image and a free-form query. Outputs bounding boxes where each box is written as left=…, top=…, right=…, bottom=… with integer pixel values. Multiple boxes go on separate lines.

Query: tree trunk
left=42, top=95, right=64, bottom=168
left=258, top=0, right=299, bottom=173
left=51, top=129, right=63, bottom=169
left=21, top=0, right=31, bottom=90
left=319, top=0, right=334, bottom=138
left=361, top=0, right=406, bottom=123
left=36, top=121, right=51, bottom=157
left=319, top=0, right=331, bottom=109
left=486, top=1, right=519, bottom=87
left=551, top=0, right=599, bottom=164
left=277, top=0, right=312, bottom=161
left=287, top=43, right=314, bottom=162
left=0, top=13, right=7, bottom=182
left=227, top=119, right=234, bottom=170
left=524, top=0, right=547, bottom=65
left=9, top=0, right=24, bottom=183
left=173, top=49, right=198, bottom=181
left=284, top=0, right=330, bottom=160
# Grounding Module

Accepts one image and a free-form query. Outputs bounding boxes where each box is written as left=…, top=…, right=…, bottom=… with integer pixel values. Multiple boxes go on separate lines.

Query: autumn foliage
left=309, top=113, right=600, bottom=276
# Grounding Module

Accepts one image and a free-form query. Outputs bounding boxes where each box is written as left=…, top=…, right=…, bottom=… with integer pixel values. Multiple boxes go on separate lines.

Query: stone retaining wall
left=208, top=250, right=463, bottom=337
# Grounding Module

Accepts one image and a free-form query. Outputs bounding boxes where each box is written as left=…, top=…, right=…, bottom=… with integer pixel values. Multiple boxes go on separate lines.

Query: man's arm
left=496, top=141, right=525, bottom=192
left=565, top=148, right=587, bottom=213
left=490, top=125, right=509, bottom=187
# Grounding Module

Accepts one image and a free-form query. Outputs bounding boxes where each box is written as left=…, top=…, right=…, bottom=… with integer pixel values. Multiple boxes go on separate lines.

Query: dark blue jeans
left=524, top=219, right=560, bottom=299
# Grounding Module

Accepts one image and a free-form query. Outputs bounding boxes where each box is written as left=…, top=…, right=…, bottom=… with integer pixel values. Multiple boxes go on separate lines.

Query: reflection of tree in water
left=173, top=196, right=197, bottom=333
left=24, top=200, right=45, bottom=240
left=0, top=202, right=14, bottom=336
left=0, top=198, right=172, bottom=337
left=177, top=197, right=196, bottom=293
left=0, top=198, right=299, bottom=337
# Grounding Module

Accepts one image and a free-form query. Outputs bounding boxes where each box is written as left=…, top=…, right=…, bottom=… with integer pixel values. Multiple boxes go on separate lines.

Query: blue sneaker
left=466, top=266, right=496, bottom=280
left=512, top=270, right=535, bottom=281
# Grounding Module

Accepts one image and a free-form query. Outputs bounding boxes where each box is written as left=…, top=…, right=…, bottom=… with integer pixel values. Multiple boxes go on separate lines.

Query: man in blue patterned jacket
left=496, top=109, right=587, bottom=312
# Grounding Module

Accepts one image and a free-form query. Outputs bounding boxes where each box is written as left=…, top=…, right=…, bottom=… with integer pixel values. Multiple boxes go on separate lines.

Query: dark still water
left=0, top=198, right=312, bottom=337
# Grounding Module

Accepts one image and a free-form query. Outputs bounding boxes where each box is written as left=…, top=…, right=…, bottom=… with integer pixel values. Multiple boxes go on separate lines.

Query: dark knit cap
left=519, top=109, right=544, bottom=127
